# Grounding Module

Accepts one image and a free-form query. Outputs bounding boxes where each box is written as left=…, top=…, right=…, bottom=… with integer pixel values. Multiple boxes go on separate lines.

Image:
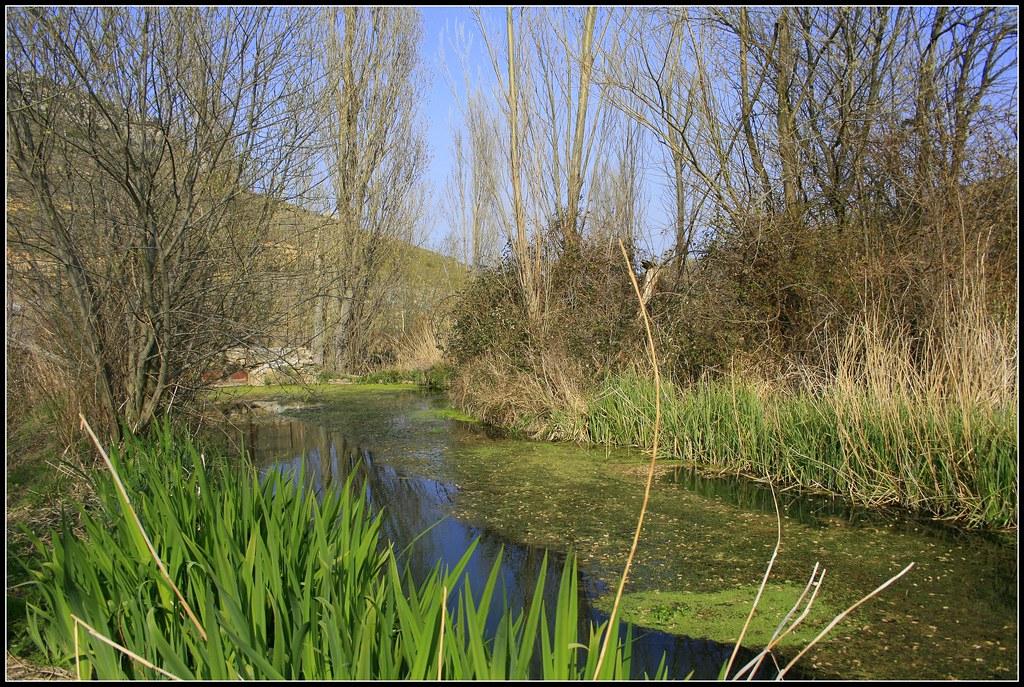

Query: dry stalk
left=592, top=240, right=662, bottom=678
left=70, top=613, right=183, bottom=680
left=774, top=561, right=915, bottom=680
left=723, top=484, right=783, bottom=679
left=4, top=652, right=74, bottom=681
left=730, top=564, right=826, bottom=680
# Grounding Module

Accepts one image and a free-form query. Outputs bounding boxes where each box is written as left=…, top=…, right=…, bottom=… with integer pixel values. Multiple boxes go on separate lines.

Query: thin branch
left=592, top=239, right=662, bottom=678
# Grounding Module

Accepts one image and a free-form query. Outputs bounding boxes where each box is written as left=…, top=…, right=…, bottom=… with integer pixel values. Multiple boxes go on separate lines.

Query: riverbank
left=3, top=381, right=431, bottom=675
left=16, top=422, right=644, bottom=680
left=206, top=373, right=1017, bottom=530
left=233, top=388, right=1017, bottom=679
left=17, top=383, right=1004, bottom=678
left=451, top=369, right=1017, bottom=530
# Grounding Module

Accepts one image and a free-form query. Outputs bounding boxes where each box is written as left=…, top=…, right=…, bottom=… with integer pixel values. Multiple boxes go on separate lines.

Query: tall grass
left=584, top=375, right=1014, bottom=527
left=575, top=293, right=1017, bottom=529
left=451, top=350, right=590, bottom=439
left=20, top=424, right=647, bottom=680
left=391, top=320, right=446, bottom=371
left=358, top=364, right=452, bottom=389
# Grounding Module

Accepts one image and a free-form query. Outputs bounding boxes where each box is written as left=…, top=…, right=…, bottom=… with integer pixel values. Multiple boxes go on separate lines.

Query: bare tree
left=472, top=7, right=542, bottom=323
left=442, top=90, right=501, bottom=269
left=518, top=7, right=612, bottom=250
left=588, top=118, right=644, bottom=254
left=312, top=7, right=428, bottom=372
left=472, top=7, right=621, bottom=323
left=601, top=9, right=701, bottom=273
left=907, top=7, right=1017, bottom=190
left=563, top=6, right=600, bottom=247
left=6, top=7, right=322, bottom=439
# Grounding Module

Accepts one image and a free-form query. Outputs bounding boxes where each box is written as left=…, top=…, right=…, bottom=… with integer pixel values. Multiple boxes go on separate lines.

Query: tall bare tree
left=6, top=7, right=322, bottom=438
left=600, top=9, right=700, bottom=272
left=519, top=7, right=611, bottom=250
left=473, top=7, right=619, bottom=323
left=472, top=7, right=542, bottom=323
left=443, top=90, right=501, bottom=269
left=312, top=7, right=428, bottom=371
left=588, top=118, right=644, bottom=254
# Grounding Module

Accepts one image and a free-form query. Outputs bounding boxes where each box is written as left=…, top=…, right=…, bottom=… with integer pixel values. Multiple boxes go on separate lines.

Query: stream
left=224, top=387, right=1016, bottom=680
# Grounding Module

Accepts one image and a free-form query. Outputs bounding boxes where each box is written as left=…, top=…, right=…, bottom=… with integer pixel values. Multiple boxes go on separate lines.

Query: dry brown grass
left=450, top=348, right=588, bottom=439
left=810, top=282, right=1017, bottom=412
left=5, top=652, right=74, bottom=681
left=391, top=320, right=445, bottom=371
left=687, top=277, right=1018, bottom=526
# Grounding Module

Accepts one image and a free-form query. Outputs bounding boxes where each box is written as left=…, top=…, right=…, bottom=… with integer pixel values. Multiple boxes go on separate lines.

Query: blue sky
left=413, top=7, right=1020, bottom=260
left=418, top=7, right=495, bottom=251
left=416, top=7, right=677, bottom=257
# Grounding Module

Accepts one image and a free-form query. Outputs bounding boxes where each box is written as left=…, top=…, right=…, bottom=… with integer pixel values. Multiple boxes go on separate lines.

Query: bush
left=543, top=241, right=642, bottom=372
left=447, top=262, right=532, bottom=370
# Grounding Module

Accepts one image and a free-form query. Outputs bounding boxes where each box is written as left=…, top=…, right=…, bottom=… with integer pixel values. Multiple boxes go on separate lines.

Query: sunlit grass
left=21, top=424, right=649, bottom=680
left=207, top=381, right=420, bottom=402
left=579, top=372, right=1016, bottom=528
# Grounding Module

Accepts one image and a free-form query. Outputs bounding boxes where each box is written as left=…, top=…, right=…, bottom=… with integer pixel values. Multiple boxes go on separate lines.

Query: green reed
left=581, top=373, right=1015, bottom=528
left=22, top=423, right=649, bottom=680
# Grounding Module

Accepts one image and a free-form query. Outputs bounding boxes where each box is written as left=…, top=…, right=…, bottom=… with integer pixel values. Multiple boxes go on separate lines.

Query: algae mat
left=235, top=387, right=1017, bottom=680
left=592, top=584, right=840, bottom=651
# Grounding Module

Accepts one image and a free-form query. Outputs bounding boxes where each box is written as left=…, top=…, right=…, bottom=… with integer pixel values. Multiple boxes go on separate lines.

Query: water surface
left=231, top=388, right=1016, bottom=679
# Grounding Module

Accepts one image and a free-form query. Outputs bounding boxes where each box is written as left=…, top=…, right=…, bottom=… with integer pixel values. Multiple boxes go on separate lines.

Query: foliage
left=358, top=365, right=453, bottom=390
left=545, top=241, right=643, bottom=371
left=22, top=426, right=651, bottom=679
left=447, top=261, right=533, bottom=370
left=452, top=254, right=1017, bottom=528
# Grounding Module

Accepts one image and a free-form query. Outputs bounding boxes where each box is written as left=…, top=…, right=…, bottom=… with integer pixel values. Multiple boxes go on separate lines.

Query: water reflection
left=221, top=388, right=1017, bottom=680
left=241, top=415, right=778, bottom=679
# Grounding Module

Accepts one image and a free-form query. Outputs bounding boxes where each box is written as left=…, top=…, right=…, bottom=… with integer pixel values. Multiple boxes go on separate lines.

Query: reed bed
left=568, top=289, right=1019, bottom=528
left=21, top=424, right=646, bottom=680
left=583, top=373, right=1015, bottom=528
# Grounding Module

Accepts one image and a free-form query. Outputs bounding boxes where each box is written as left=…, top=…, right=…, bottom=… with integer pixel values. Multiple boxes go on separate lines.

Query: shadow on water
left=244, top=416, right=784, bottom=680
left=664, top=465, right=1017, bottom=613
left=667, top=463, right=1013, bottom=543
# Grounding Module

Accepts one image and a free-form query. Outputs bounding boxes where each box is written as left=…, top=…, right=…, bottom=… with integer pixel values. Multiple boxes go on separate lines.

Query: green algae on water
left=594, top=585, right=839, bottom=649
left=411, top=407, right=480, bottom=423
left=222, top=387, right=1018, bottom=680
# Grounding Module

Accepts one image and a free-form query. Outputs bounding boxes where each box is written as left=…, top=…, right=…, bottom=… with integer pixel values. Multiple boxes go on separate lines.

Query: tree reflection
left=244, top=415, right=780, bottom=679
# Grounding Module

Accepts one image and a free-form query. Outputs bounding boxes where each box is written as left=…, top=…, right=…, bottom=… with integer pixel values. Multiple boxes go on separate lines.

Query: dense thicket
left=449, top=6, right=1017, bottom=393
left=445, top=8, right=1017, bottom=524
